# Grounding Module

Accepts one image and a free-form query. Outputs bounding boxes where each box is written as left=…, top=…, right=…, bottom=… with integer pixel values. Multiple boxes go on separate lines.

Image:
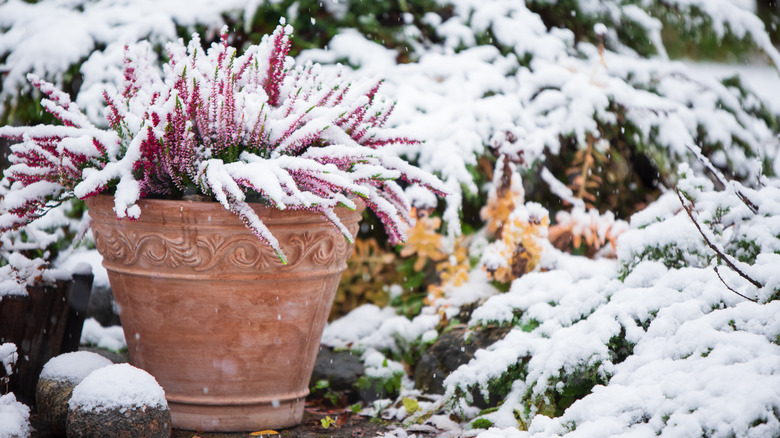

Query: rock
left=66, top=363, right=171, bottom=438
left=35, top=351, right=114, bottom=435
left=67, top=405, right=172, bottom=438
left=78, top=345, right=129, bottom=364
left=413, top=325, right=512, bottom=399
left=86, top=284, right=121, bottom=327
left=310, top=347, right=364, bottom=392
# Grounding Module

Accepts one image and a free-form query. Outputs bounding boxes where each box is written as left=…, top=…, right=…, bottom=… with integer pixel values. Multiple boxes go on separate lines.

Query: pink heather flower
left=0, top=22, right=448, bottom=262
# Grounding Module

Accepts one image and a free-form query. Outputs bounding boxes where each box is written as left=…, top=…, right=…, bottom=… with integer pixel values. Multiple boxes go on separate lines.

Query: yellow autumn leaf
left=321, top=415, right=336, bottom=429
left=250, top=430, right=279, bottom=436
left=400, top=208, right=445, bottom=270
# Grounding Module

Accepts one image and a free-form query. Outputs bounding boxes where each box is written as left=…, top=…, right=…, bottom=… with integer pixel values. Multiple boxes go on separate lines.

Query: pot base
left=170, top=398, right=304, bottom=432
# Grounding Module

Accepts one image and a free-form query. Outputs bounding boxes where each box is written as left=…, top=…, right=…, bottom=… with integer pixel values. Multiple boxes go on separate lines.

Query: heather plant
left=0, top=23, right=447, bottom=263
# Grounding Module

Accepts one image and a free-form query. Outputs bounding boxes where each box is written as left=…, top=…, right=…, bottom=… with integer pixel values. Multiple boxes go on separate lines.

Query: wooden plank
left=0, top=274, right=91, bottom=405
left=0, top=294, right=30, bottom=346
left=5, top=281, right=70, bottom=405
left=60, top=272, right=93, bottom=353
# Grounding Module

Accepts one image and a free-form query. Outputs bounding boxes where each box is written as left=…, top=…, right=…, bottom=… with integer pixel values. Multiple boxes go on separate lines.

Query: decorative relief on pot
left=196, top=235, right=276, bottom=271
left=91, top=225, right=354, bottom=272
left=92, top=228, right=200, bottom=268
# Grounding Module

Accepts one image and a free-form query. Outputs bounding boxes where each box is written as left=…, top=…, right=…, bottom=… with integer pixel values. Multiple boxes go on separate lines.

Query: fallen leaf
left=250, top=430, right=279, bottom=436
left=336, top=411, right=351, bottom=427
left=321, top=416, right=336, bottom=429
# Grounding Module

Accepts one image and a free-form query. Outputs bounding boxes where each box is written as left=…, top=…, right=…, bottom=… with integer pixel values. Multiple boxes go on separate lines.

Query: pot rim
left=84, top=193, right=365, bottom=227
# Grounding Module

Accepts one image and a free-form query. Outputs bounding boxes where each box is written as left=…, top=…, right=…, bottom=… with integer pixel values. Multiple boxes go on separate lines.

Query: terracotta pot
left=86, top=195, right=362, bottom=432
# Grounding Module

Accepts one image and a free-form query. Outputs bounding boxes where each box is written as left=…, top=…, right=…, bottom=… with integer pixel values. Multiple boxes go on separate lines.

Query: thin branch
left=714, top=266, right=757, bottom=303
left=713, top=266, right=758, bottom=303
left=686, top=144, right=758, bottom=214
left=675, top=188, right=763, bottom=290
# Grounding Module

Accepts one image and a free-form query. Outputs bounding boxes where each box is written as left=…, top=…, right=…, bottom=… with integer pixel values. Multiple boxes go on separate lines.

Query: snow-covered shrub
left=0, top=176, right=88, bottom=277
left=620, top=159, right=780, bottom=303
left=0, top=344, right=30, bottom=438
left=0, top=392, right=31, bottom=438
left=0, top=23, right=446, bottom=262
left=0, top=343, right=17, bottom=380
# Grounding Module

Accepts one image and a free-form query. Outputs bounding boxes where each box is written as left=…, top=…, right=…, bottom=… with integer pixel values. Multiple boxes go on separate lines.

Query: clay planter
left=85, top=195, right=362, bottom=432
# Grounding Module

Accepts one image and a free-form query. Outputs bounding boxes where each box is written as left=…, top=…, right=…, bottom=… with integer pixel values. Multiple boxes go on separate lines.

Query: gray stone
left=36, top=378, right=74, bottom=436
left=78, top=345, right=129, bottom=364
left=86, top=285, right=120, bottom=327
left=35, top=351, right=113, bottom=436
left=65, top=363, right=170, bottom=438
left=66, top=405, right=171, bottom=438
left=414, top=325, right=512, bottom=399
left=310, top=347, right=364, bottom=392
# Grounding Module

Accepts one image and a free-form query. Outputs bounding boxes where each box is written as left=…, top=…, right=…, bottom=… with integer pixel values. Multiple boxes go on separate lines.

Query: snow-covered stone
left=36, top=351, right=114, bottom=435
left=67, top=363, right=170, bottom=438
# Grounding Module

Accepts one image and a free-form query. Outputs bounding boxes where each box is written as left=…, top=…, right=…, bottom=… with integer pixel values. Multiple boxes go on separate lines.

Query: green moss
left=471, top=418, right=494, bottom=429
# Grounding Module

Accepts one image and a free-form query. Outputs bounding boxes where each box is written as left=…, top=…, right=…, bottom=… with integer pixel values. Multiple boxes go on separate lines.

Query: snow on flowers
left=0, top=22, right=447, bottom=263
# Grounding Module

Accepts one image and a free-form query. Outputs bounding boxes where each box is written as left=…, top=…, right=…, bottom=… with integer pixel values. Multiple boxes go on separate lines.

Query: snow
left=39, top=351, right=113, bottom=384
left=0, top=253, right=64, bottom=297
left=0, top=393, right=30, bottom=438
left=322, top=304, right=440, bottom=355
left=0, top=343, right=17, bottom=377
left=685, top=61, right=780, bottom=113
left=68, top=363, right=167, bottom=413
left=55, top=249, right=109, bottom=289
left=80, top=318, right=127, bottom=352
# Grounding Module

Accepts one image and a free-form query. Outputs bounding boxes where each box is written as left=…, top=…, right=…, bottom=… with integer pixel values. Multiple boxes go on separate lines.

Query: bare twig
left=685, top=144, right=759, bottom=214
left=675, top=188, right=763, bottom=290
left=714, top=266, right=758, bottom=303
